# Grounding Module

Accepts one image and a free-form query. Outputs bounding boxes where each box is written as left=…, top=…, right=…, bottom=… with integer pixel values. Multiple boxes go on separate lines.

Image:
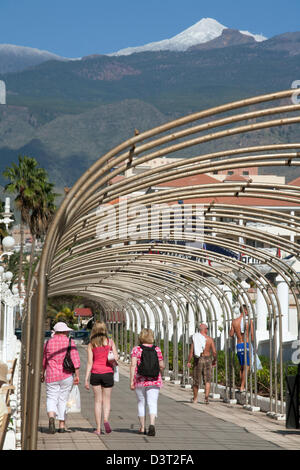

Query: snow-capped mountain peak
left=111, top=18, right=267, bottom=56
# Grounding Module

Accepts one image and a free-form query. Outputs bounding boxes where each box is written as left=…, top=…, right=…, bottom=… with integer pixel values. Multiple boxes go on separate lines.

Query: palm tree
left=47, top=297, right=85, bottom=329
left=3, top=156, right=52, bottom=293
left=0, top=200, right=8, bottom=246
left=26, top=181, right=58, bottom=295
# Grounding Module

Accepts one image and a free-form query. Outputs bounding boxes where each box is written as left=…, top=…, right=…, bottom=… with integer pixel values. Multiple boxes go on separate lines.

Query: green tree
left=3, top=156, right=46, bottom=292
left=27, top=180, right=57, bottom=295
left=3, top=155, right=56, bottom=294
left=0, top=200, right=8, bottom=245
left=47, top=297, right=85, bottom=329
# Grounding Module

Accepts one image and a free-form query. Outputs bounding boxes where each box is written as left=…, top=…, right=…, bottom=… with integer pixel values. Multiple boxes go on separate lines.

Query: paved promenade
left=37, top=345, right=300, bottom=451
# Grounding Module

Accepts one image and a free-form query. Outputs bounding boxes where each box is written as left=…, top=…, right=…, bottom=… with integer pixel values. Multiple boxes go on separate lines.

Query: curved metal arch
left=63, top=147, right=300, bottom=226
left=47, top=233, right=300, bottom=354
left=54, top=170, right=300, bottom=255
left=66, top=116, right=300, bottom=225
left=47, top=240, right=288, bottom=331
left=49, top=191, right=300, bottom=294
left=90, top=161, right=300, bottom=210
left=25, top=89, right=300, bottom=449
left=48, top=234, right=299, bottom=313
left=99, top=149, right=300, bottom=203
left=52, top=198, right=300, bottom=265
left=37, top=89, right=300, bottom=270
left=56, top=239, right=291, bottom=409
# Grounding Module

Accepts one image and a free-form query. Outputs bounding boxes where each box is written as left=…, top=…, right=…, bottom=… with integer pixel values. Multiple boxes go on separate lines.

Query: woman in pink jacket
left=42, top=322, right=80, bottom=434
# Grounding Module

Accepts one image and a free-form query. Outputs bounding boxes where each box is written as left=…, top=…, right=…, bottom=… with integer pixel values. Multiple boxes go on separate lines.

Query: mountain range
left=110, top=18, right=267, bottom=56
left=0, top=18, right=299, bottom=190
left=0, top=18, right=267, bottom=72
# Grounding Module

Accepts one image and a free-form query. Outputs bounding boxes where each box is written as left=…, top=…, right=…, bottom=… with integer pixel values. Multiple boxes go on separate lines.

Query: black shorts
left=90, top=372, right=114, bottom=388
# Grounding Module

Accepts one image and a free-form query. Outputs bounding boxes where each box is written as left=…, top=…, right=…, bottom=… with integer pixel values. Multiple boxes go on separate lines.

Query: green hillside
left=1, top=41, right=300, bottom=187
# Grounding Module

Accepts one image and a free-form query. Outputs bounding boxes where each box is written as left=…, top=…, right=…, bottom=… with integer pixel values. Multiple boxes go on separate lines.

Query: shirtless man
left=229, top=304, right=254, bottom=392
left=187, top=323, right=217, bottom=404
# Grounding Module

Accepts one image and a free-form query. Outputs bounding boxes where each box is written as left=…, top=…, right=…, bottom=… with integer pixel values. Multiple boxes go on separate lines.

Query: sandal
left=205, top=398, right=209, bottom=405
left=148, top=425, right=156, bottom=436
left=104, top=421, right=112, bottom=434
left=49, top=417, right=56, bottom=434
left=93, top=429, right=101, bottom=435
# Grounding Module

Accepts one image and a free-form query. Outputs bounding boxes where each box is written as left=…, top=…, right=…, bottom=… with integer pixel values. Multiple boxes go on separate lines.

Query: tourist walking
left=229, top=304, right=254, bottom=392
left=41, top=322, right=80, bottom=434
left=187, top=323, right=217, bottom=404
left=130, top=328, right=165, bottom=437
left=84, top=322, right=118, bottom=435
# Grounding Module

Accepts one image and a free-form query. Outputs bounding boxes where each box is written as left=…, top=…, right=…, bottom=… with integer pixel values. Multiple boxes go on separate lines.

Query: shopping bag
left=255, top=353, right=263, bottom=371
left=66, top=385, right=81, bottom=413
left=114, top=366, right=119, bottom=382
left=251, top=349, right=263, bottom=372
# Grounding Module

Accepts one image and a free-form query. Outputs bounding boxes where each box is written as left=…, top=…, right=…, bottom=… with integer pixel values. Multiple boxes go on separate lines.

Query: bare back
left=230, top=316, right=253, bottom=344
left=202, top=335, right=216, bottom=357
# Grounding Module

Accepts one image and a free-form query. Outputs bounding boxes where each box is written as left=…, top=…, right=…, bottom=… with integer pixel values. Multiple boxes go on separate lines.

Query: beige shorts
left=193, top=356, right=212, bottom=387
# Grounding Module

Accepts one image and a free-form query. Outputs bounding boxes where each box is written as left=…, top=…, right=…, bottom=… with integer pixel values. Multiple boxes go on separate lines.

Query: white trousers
left=135, top=386, right=160, bottom=417
left=46, top=376, right=73, bottom=421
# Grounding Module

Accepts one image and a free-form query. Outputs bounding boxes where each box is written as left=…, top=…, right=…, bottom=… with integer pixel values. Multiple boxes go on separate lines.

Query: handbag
left=63, top=337, right=75, bottom=374
left=107, top=339, right=115, bottom=362
left=66, top=385, right=81, bottom=413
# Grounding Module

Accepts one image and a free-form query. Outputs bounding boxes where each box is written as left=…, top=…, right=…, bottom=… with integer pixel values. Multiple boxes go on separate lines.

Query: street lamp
left=0, top=236, right=15, bottom=262
left=1, top=195, right=15, bottom=260
left=0, top=197, right=14, bottom=230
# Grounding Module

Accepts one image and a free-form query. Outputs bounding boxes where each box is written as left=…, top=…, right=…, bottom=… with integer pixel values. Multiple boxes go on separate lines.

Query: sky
left=1, top=0, right=300, bottom=58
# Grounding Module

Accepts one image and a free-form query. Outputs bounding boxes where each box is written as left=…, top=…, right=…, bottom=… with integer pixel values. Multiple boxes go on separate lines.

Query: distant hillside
left=0, top=99, right=168, bottom=187
left=0, top=44, right=67, bottom=74
left=0, top=32, right=300, bottom=187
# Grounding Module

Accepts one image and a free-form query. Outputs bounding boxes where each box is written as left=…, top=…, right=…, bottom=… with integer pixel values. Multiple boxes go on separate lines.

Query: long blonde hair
left=90, top=322, right=109, bottom=348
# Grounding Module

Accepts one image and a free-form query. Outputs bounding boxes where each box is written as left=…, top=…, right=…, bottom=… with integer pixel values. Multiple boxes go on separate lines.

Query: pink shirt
left=43, top=335, right=80, bottom=383
left=131, top=345, right=163, bottom=388
left=91, top=343, right=114, bottom=374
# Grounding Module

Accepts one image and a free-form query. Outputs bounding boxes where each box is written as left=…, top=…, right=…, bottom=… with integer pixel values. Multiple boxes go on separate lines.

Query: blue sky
left=1, top=0, right=300, bottom=57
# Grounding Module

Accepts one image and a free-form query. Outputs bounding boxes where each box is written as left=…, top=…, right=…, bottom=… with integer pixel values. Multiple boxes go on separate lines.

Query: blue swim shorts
left=236, top=343, right=250, bottom=366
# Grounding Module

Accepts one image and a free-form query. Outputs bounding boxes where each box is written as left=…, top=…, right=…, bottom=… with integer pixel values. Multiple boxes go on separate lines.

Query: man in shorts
left=187, top=323, right=217, bottom=404
left=229, top=304, right=254, bottom=392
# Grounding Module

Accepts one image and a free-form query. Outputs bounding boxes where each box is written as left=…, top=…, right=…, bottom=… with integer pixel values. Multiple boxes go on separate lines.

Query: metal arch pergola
left=21, top=89, right=300, bottom=449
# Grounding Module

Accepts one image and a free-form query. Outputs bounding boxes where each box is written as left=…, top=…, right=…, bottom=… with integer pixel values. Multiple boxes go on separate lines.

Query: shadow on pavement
left=272, top=430, right=300, bottom=436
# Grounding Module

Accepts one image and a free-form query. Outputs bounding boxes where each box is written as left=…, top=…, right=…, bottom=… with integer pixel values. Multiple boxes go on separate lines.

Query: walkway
left=37, top=345, right=300, bottom=451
